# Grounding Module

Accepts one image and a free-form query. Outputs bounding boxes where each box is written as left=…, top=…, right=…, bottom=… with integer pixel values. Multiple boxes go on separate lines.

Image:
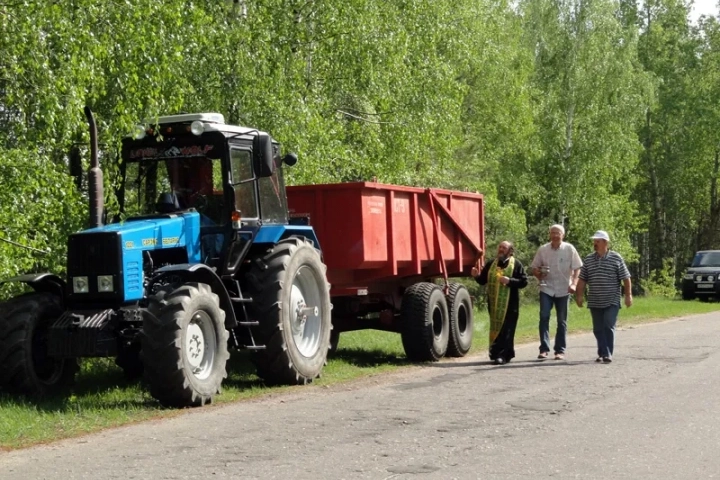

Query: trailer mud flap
left=48, top=309, right=118, bottom=358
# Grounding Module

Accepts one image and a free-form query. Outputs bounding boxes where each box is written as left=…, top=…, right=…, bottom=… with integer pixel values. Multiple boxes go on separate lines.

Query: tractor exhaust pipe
left=84, top=106, right=104, bottom=228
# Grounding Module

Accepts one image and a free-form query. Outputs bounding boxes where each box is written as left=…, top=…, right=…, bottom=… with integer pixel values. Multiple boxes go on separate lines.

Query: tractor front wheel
left=142, top=282, right=229, bottom=407
left=246, top=237, right=332, bottom=385
left=0, top=293, right=79, bottom=396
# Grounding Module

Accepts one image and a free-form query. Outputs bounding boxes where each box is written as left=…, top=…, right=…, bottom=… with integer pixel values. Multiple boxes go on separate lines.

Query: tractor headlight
left=72, top=276, right=89, bottom=294
left=709, top=276, right=715, bottom=282
left=190, top=120, right=205, bottom=136
left=97, top=275, right=114, bottom=293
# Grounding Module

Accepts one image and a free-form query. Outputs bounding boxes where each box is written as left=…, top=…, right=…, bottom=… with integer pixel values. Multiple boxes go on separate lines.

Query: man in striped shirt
left=575, top=230, right=632, bottom=363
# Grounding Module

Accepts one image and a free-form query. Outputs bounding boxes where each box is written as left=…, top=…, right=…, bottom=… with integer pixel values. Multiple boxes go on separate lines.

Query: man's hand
left=574, top=278, right=586, bottom=307
left=568, top=284, right=577, bottom=294
left=499, top=276, right=510, bottom=286
left=625, top=294, right=633, bottom=308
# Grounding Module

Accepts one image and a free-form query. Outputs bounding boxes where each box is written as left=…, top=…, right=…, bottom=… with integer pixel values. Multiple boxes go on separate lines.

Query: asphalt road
left=2, top=312, right=720, bottom=479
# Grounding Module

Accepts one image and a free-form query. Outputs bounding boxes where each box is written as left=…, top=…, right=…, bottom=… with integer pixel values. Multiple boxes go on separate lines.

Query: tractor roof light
left=133, top=125, right=147, bottom=140
left=190, top=120, right=205, bottom=136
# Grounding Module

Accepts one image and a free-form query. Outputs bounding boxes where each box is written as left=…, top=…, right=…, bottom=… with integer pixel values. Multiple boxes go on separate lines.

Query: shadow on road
left=424, top=358, right=601, bottom=370
left=329, top=347, right=409, bottom=368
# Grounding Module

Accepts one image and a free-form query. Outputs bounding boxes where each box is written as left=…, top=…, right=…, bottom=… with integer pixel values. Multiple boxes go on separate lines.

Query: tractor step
left=245, top=345, right=266, bottom=350
left=230, top=297, right=253, bottom=303
left=238, top=321, right=260, bottom=326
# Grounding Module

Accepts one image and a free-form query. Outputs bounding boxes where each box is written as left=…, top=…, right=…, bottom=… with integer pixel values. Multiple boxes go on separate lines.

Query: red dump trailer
left=286, top=181, right=485, bottom=361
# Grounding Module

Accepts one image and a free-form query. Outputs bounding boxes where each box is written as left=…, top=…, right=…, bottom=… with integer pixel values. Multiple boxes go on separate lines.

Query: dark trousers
left=539, top=292, right=569, bottom=354
left=589, top=305, right=620, bottom=358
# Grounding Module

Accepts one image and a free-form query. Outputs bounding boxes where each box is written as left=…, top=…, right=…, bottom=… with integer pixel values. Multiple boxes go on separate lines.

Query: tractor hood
left=67, top=211, right=202, bottom=303
left=82, top=211, right=202, bottom=254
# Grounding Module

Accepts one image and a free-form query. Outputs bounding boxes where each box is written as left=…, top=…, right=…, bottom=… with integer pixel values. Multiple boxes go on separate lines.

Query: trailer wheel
left=401, top=283, right=449, bottom=361
left=246, top=237, right=332, bottom=385
left=0, top=293, right=79, bottom=396
left=142, top=282, right=229, bottom=407
left=446, top=283, right=473, bottom=357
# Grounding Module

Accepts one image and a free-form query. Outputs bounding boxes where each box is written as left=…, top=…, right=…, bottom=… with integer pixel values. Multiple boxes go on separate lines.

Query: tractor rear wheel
left=0, top=293, right=79, bottom=396
left=400, top=282, right=449, bottom=361
left=446, top=284, right=473, bottom=357
left=142, top=282, right=229, bottom=407
left=245, top=237, right=332, bottom=385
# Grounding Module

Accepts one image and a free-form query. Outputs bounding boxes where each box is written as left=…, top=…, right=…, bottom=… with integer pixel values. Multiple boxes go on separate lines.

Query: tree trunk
left=698, top=148, right=720, bottom=249
left=645, top=110, right=666, bottom=272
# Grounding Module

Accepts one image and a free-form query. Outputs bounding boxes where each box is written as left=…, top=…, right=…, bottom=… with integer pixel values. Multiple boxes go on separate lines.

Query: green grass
left=0, top=296, right=718, bottom=450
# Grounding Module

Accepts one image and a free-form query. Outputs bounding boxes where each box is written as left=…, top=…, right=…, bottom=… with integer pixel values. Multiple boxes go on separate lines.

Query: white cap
left=591, top=230, right=610, bottom=241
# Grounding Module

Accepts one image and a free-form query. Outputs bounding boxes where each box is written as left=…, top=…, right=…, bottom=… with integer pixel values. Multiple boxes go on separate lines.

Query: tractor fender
left=253, top=225, right=322, bottom=251
left=148, top=264, right=237, bottom=329
left=1, top=273, right=66, bottom=302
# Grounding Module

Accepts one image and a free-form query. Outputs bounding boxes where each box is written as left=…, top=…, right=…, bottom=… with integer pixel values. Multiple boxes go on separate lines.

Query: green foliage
left=519, top=0, right=650, bottom=259
left=0, top=0, right=716, bottom=294
left=640, top=258, right=678, bottom=298
left=0, top=149, right=84, bottom=297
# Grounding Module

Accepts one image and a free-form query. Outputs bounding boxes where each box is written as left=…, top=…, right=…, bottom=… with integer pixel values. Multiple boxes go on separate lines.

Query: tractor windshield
left=121, top=156, right=225, bottom=224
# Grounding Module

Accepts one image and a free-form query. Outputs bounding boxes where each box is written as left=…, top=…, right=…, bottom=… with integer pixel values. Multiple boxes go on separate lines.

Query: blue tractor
left=0, top=108, right=332, bottom=407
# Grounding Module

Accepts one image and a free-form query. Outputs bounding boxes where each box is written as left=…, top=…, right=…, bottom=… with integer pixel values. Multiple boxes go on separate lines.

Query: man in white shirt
left=530, top=224, right=583, bottom=360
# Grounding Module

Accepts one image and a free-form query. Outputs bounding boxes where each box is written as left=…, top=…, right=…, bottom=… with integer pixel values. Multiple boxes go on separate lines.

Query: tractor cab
left=118, top=113, right=297, bottom=272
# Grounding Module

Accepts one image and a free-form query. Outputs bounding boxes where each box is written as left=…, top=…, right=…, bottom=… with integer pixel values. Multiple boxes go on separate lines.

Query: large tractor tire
left=0, top=293, right=79, bottom=396
left=245, top=237, right=332, bottom=385
left=446, top=283, right=474, bottom=357
left=400, top=282, right=449, bottom=362
left=142, top=282, right=229, bottom=407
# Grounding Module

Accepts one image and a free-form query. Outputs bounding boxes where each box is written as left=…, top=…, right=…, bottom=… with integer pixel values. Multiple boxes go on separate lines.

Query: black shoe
left=595, top=357, right=603, bottom=363
left=494, top=358, right=505, bottom=365
left=602, top=357, right=612, bottom=363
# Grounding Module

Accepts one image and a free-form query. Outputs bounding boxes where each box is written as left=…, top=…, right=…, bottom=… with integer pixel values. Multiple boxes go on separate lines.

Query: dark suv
left=682, top=250, right=720, bottom=301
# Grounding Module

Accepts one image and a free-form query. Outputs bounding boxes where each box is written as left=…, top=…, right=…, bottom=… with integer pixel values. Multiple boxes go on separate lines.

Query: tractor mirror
left=282, top=153, right=298, bottom=166
left=252, top=134, right=275, bottom=177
